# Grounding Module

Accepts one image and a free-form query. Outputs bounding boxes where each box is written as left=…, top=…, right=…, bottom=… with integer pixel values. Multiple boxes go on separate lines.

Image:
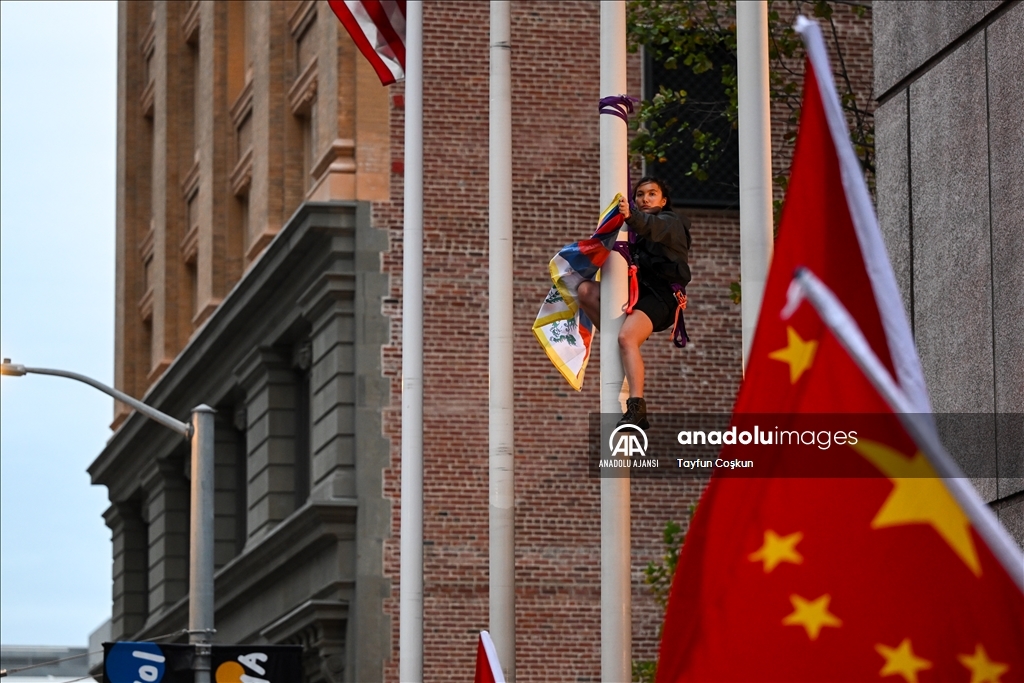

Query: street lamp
left=1, top=358, right=216, bottom=683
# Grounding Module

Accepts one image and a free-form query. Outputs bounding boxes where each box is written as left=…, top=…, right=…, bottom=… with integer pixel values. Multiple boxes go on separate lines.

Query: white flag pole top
left=399, top=2, right=423, bottom=682
left=488, top=1, right=516, bottom=679
left=795, top=16, right=932, bottom=415
left=736, top=0, right=774, bottom=372
left=599, top=3, right=632, bottom=681
left=786, top=268, right=1024, bottom=593
left=479, top=631, right=507, bottom=683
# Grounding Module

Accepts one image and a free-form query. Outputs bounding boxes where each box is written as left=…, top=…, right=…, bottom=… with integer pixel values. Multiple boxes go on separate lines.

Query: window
left=643, top=45, right=739, bottom=209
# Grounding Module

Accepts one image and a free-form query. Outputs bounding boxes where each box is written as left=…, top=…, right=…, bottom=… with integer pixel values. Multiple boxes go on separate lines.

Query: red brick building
left=93, top=2, right=872, bottom=680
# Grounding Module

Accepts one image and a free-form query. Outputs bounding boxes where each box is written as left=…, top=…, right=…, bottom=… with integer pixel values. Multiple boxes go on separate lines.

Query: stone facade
left=93, top=203, right=391, bottom=681
left=111, top=0, right=389, bottom=430
left=874, top=0, right=1024, bottom=544
left=95, top=2, right=875, bottom=681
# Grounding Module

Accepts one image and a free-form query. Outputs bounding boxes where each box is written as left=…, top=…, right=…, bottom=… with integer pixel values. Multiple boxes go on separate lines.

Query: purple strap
left=598, top=95, right=638, bottom=123
left=671, top=283, right=690, bottom=348
left=611, top=240, right=633, bottom=266
left=599, top=95, right=640, bottom=213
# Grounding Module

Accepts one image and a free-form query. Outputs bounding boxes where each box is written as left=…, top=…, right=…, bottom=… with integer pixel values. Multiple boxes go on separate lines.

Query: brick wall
left=374, top=1, right=872, bottom=679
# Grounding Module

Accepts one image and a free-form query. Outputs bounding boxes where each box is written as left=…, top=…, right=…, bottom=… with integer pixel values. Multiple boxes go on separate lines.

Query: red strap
left=670, top=290, right=687, bottom=346
left=626, top=265, right=638, bottom=314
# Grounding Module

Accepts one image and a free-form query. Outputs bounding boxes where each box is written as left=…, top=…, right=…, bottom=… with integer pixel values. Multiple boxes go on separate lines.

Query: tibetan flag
left=328, top=1, right=406, bottom=85
left=656, top=17, right=1024, bottom=683
left=474, top=631, right=506, bottom=683
left=532, top=195, right=625, bottom=390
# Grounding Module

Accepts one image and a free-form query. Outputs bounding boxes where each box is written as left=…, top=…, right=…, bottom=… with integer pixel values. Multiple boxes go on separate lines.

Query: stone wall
left=874, top=0, right=1023, bottom=543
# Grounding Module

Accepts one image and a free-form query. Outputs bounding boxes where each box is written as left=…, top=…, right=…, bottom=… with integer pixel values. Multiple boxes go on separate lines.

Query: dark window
left=643, top=46, right=739, bottom=209
left=293, top=366, right=311, bottom=507
left=234, top=414, right=248, bottom=555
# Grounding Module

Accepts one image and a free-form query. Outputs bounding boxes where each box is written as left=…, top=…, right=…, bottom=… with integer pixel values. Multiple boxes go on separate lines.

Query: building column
left=214, top=411, right=246, bottom=568
left=300, top=274, right=356, bottom=501
left=235, top=347, right=299, bottom=544
left=141, top=457, right=191, bottom=619
left=104, top=501, right=148, bottom=640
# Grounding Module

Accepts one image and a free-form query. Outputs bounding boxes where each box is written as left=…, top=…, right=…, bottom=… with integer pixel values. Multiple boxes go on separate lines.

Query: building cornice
left=90, top=204, right=359, bottom=491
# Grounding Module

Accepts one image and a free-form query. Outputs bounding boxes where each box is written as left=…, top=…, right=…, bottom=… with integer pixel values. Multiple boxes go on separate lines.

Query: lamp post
left=1, top=358, right=216, bottom=683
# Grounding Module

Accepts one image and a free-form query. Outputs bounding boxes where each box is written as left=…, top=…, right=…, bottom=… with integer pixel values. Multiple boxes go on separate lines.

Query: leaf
left=729, top=280, right=742, bottom=305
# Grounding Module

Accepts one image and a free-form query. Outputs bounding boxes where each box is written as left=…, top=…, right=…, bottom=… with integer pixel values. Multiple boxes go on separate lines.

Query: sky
left=1, top=0, right=118, bottom=646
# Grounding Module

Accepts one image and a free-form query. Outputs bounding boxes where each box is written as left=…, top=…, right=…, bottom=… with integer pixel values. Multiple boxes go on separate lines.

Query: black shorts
left=632, top=282, right=678, bottom=333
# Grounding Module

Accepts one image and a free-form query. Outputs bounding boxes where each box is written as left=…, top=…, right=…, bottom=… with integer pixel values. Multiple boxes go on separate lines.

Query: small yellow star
left=781, top=594, right=842, bottom=640
left=958, top=644, right=1009, bottom=683
left=851, top=439, right=981, bottom=576
left=875, top=638, right=932, bottom=683
left=748, top=530, right=804, bottom=573
left=768, top=326, right=818, bottom=383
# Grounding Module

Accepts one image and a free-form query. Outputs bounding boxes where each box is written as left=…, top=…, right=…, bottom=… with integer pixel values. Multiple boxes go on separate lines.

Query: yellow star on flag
left=781, top=593, right=841, bottom=640
left=958, top=644, right=1010, bottom=683
left=875, top=638, right=932, bottom=683
left=748, top=530, right=804, bottom=573
left=851, top=439, right=981, bottom=576
left=767, top=326, right=818, bottom=383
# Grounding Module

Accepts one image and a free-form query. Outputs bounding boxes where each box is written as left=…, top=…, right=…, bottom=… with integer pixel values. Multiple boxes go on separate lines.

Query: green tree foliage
left=626, top=0, right=874, bottom=226
left=632, top=516, right=689, bottom=682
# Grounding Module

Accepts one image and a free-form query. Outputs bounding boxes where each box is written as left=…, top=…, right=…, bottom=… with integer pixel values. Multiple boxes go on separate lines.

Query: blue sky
left=1, top=0, right=118, bottom=646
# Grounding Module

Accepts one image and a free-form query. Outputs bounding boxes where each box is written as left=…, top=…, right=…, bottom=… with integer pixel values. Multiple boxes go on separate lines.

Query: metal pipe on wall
left=599, top=3, right=631, bottom=681
left=489, top=1, right=516, bottom=680
left=737, top=0, right=774, bottom=371
left=400, top=2, right=424, bottom=681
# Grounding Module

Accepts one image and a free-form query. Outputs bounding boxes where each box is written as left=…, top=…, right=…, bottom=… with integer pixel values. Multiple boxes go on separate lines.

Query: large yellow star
left=851, top=439, right=981, bottom=576
left=781, top=594, right=841, bottom=640
left=768, top=326, right=818, bottom=383
left=748, top=530, right=804, bottom=573
left=875, top=638, right=932, bottom=683
left=958, top=644, right=1009, bottom=683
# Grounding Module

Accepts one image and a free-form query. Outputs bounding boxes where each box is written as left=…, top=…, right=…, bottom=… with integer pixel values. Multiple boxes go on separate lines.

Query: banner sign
left=104, top=643, right=303, bottom=683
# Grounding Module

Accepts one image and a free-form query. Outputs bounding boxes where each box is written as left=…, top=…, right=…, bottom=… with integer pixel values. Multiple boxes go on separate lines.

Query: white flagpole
left=787, top=269, right=1024, bottom=592
left=599, top=3, right=631, bottom=681
left=737, top=0, right=774, bottom=371
left=489, top=1, right=515, bottom=680
left=400, top=2, right=424, bottom=681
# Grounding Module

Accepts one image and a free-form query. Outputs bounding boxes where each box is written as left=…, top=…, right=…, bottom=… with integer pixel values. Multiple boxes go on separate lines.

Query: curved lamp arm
left=1, top=359, right=192, bottom=438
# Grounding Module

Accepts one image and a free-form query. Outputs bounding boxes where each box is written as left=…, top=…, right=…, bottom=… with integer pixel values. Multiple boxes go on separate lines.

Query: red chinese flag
left=327, top=0, right=406, bottom=86
left=474, top=631, right=506, bottom=683
left=656, top=20, right=1024, bottom=683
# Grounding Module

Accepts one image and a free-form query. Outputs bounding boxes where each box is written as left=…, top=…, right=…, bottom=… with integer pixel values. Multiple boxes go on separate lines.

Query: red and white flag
left=655, top=17, right=1024, bottom=682
left=327, top=0, right=406, bottom=85
left=474, top=630, right=506, bottom=683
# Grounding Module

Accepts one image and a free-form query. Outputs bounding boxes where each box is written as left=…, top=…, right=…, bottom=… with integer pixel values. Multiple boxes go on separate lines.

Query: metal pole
left=0, top=360, right=215, bottom=673
left=400, top=2, right=424, bottom=681
left=489, top=2, right=515, bottom=680
left=737, top=0, right=774, bottom=371
left=188, top=405, right=216, bottom=683
left=599, top=3, right=631, bottom=681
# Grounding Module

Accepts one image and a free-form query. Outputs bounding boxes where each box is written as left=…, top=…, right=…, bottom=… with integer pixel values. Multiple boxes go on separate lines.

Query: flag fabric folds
left=327, top=0, right=406, bottom=85
left=656, top=18, right=1024, bottom=683
left=474, top=631, right=506, bottom=683
left=532, top=195, right=625, bottom=390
